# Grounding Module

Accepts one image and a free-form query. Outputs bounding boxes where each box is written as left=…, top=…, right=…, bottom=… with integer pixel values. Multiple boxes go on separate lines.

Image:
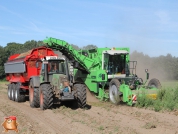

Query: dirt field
left=0, top=82, right=178, bottom=134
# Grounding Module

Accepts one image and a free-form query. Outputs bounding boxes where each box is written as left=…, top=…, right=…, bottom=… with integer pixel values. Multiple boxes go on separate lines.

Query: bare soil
left=0, top=82, right=178, bottom=134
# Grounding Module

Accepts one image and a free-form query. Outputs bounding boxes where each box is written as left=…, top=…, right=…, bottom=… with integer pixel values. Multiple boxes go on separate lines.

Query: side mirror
left=36, top=61, right=42, bottom=68
left=36, top=62, right=39, bottom=68
left=147, top=73, right=149, bottom=80
left=145, top=69, right=149, bottom=79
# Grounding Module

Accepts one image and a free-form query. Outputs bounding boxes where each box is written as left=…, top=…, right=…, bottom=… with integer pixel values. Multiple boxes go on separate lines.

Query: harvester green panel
left=73, top=68, right=107, bottom=93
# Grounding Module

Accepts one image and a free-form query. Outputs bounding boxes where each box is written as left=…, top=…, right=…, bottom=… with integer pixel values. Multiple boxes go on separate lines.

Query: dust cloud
left=130, top=52, right=169, bottom=82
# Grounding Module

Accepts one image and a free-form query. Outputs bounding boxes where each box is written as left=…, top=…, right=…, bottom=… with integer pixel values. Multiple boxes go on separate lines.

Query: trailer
left=43, top=37, right=162, bottom=106
left=4, top=47, right=56, bottom=105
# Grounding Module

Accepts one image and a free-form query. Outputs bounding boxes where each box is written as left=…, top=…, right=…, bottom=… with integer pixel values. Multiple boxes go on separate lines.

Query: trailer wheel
left=8, top=84, right=12, bottom=100
left=11, top=83, right=16, bottom=101
left=73, top=84, right=87, bottom=108
left=39, top=84, right=53, bottom=110
left=29, top=80, right=40, bottom=108
left=14, top=83, right=25, bottom=102
left=109, top=79, right=121, bottom=104
left=148, top=78, right=162, bottom=89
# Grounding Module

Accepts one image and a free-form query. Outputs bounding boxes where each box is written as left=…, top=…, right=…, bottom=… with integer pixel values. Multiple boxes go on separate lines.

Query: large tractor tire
left=14, top=83, right=25, bottom=102
left=39, top=84, right=53, bottom=110
left=8, top=84, right=12, bottom=100
left=11, top=83, right=16, bottom=101
left=148, top=78, right=162, bottom=89
left=29, top=80, right=40, bottom=108
left=73, top=84, right=87, bottom=108
left=109, top=79, right=122, bottom=104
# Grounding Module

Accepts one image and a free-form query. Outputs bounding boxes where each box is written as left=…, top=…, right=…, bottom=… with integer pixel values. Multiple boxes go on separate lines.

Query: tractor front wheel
left=39, top=84, right=53, bottom=110
left=73, top=84, right=87, bottom=108
left=148, top=78, right=162, bottom=89
left=109, top=79, right=121, bottom=104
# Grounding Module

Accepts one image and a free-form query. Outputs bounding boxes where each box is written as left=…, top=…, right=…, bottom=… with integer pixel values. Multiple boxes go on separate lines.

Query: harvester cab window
left=107, top=54, right=126, bottom=75
left=103, top=53, right=109, bottom=70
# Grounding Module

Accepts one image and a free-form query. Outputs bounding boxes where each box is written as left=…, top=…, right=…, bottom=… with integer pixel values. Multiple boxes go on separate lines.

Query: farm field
left=0, top=81, right=178, bottom=134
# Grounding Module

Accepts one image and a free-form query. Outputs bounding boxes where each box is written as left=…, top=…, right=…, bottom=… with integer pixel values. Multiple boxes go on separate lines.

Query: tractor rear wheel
left=11, top=83, right=16, bottom=101
left=29, top=80, right=40, bottom=108
left=73, top=84, right=87, bottom=108
left=109, top=79, right=121, bottom=104
left=148, top=78, right=162, bottom=89
left=39, top=84, right=53, bottom=110
left=14, top=83, right=25, bottom=102
left=8, top=84, right=12, bottom=100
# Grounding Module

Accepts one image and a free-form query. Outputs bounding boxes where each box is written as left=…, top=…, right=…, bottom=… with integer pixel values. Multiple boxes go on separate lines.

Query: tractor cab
left=37, top=56, right=74, bottom=101
left=39, top=56, right=67, bottom=81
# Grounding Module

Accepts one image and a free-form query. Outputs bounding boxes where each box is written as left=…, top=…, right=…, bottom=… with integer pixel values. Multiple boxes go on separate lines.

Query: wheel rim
left=40, top=90, right=44, bottom=108
left=151, top=84, right=156, bottom=88
left=11, top=88, right=14, bottom=100
left=150, top=83, right=156, bottom=88
left=109, top=84, right=119, bottom=104
left=15, top=89, right=18, bottom=100
left=8, top=86, right=11, bottom=99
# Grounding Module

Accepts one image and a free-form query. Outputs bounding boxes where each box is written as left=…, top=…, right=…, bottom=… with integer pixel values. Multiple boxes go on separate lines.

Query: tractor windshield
left=43, top=60, right=66, bottom=74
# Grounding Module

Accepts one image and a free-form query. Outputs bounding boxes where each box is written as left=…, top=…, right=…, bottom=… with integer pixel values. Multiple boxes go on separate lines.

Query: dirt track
left=0, top=82, right=178, bottom=134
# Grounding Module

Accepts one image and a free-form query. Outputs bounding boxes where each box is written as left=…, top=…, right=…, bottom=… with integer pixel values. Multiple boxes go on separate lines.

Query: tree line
left=130, top=51, right=178, bottom=81
left=0, top=40, right=177, bottom=81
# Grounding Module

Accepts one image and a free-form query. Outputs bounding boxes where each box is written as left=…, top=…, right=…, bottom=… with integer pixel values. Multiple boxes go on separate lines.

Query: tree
left=4, top=42, right=23, bottom=56
left=71, top=44, right=80, bottom=50
left=82, top=44, right=97, bottom=50
left=0, top=46, right=8, bottom=78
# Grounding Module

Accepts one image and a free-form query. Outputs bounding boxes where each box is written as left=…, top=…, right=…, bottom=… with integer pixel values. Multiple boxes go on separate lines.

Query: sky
left=0, top=0, right=178, bottom=57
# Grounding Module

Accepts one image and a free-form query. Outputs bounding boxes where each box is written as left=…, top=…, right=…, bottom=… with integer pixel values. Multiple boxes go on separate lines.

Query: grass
left=161, top=80, right=178, bottom=88
left=136, top=81, right=178, bottom=111
left=143, top=122, right=156, bottom=129
left=98, top=126, right=104, bottom=131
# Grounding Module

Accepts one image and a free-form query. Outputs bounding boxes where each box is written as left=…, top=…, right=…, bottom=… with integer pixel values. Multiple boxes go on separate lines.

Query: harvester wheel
left=8, top=84, right=12, bottom=100
left=73, top=84, right=87, bottom=108
left=39, top=84, right=53, bottom=110
left=29, top=80, right=40, bottom=108
left=14, top=83, right=25, bottom=102
left=109, top=79, right=121, bottom=104
left=11, top=83, right=16, bottom=101
left=148, top=78, right=162, bottom=89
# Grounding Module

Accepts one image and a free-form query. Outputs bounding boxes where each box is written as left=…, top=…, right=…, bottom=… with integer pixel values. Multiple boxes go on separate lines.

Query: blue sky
left=0, top=0, right=178, bottom=57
